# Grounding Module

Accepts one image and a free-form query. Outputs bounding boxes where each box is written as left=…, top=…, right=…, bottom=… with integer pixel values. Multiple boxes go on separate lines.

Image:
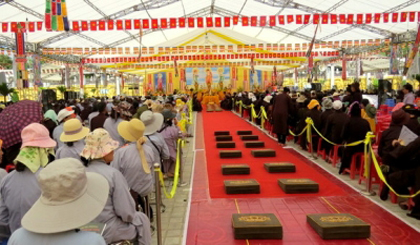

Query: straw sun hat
left=21, top=158, right=109, bottom=234
left=118, top=118, right=146, bottom=142
left=60, top=119, right=90, bottom=143
left=140, top=110, right=164, bottom=136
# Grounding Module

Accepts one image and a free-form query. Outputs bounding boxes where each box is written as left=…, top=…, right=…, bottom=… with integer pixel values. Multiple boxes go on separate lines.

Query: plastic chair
left=328, top=145, right=340, bottom=167
left=358, top=159, right=381, bottom=186
left=316, top=138, right=326, bottom=160
left=343, top=152, right=364, bottom=180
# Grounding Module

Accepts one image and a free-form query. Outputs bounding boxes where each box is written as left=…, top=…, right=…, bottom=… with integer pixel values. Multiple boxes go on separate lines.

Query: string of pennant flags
left=40, top=38, right=391, bottom=56
left=1, top=12, right=420, bottom=33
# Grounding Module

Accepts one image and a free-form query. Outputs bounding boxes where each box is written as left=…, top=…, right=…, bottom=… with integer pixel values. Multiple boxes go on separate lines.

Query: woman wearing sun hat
left=8, top=158, right=108, bottom=245
left=160, top=109, right=183, bottom=177
left=103, top=101, right=132, bottom=146
left=53, top=107, right=75, bottom=150
left=81, top=129, right=151, bottom=245
left=56, top=119, right=90, bottom=160
left=0, top=123, right=56, bottom=234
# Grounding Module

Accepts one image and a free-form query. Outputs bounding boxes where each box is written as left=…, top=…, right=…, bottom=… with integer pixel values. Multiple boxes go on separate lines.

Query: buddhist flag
left=409, top=12, right=416, bottom=22
left=331, top=14, right=337, bottom=24
left=356, top=14, right=363, bottom=24
left=45, top=0, right=52, bottom=31
left=313, top=14, right=320, bottom=24
left=322, top=14, right=329, bottom=24
left=279, top=15, right=285, bottom=25
left=90, top=21, right=97, bottom=31
left=224, top=17, right=231, bottom=27
left=383, top=13, right=389, bottom=23
left=108, top=20, right=114, bottom=30
left=72, top=21, right=79, bottom=31
left=151, top=19, right=158, bottom=29
left=134, top=19, right=140, bottom=29
left=251, top=16, right=257, bottom=26
left=81, top=21, right=88, bottom=31
left=269, top=15, right=276, bottom=26
left=215, top=17, right=222, bottom=27
left=206, top=17, right=213, bottom=27
left=178, top=18, right=185, bottom=27
left=303, top=15, right=310, bottom=24
left=339, top=14, right=346, bottom=24
left=116, top=20, right=123, bottom=30
left=242, top=16, right=249, bottom=26
left=142, top=19, right=149, bottom=29
left=260, top=16, right=266, bottom=26
left=28, top=22, right=35, bottom=32
left=347, top=14, right=354, bottom=24
left=374, top=13, right=381, bottom=23
left=197, top=17, right=203, bottom=27
left=99, top=20, right=105, bottom=31
left=2, top=23, right=7, bottom=32
left=365, top=14, right=372, bottom=24
left=161, top=18, right=168, bottom=28
left=188, top=17, right=194, bottom=28
left=401, top=12, right=407, bottom=22
left=233, top=16, right=239, bottom=25
left=170, top=18, right=177, bottom=28
left=287, top=15, right=294, bottom=23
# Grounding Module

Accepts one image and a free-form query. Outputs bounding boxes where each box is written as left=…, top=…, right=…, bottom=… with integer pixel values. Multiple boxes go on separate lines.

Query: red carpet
left=202, top=110, right=347, bottom=198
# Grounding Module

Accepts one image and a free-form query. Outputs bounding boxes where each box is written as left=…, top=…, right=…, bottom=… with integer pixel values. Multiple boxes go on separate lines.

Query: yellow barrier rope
left=158, top=139, right=184, bottom=199
left=260, top=106, right=267, bottom=129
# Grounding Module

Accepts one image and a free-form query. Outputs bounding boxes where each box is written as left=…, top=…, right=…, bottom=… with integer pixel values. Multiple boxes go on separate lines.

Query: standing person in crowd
left=87, top=102, right=99, bottom=127
left=0, top=123, right=56, bottom=234
left=8, top=158, right=108, bottom=245
left=350, top=82, right=363, bottom=104
left=323, top=101, right=347, bottom=150
left=402, top=104, right=420, bottom=135
left=106, top=98, right=114, bottom=114
left=56, top=119, right=90, bottom=160
left=160, top=109, right=182, bottom=177
left=90, top=102, right=108, bottom=131
left=361, top=99, right=377, bottom=133
left=403, top=83, right=415, bottom=105
left=271, top=87, right=293, bottom=146
left=53, top=107, right=75, bottom=149
left=339, top=103, right=371, bottom=174
left=104, top=102, right=132, bottom=146
left=81, top=129, right=151, bottom=245
left=306, top=99, right=322, bottom=151
left=42, top=109, right=58, bottom=139
left=320, top=98, right=334, bottom=153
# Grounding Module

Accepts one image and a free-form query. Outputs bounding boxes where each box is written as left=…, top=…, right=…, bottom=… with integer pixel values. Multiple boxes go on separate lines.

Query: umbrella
left=0, top=100, right=43, bottom=149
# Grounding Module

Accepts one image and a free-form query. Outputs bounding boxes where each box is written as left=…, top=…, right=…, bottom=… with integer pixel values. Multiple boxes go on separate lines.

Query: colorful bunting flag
left=296, top=15, right=302, bottom=24
left=178, top=18, right=185, bottom=28
left=233, top=16, right=239, bottom=25
left=197, top=17, right=203, bottom=28
left=304, top=15, right=310, bottom=24
left=161, top=18, right=168, bottom=28
left=206, top=17, right=213, bottom=27
left=170, top=18, right=177, bottom=28
left=279, top=15, right=285, bottom=25
left=269, top=15, right=276, bottom=26
left=108, top=20, right=114, bottom=30
left=224, top=17, right=230, bottom=27
left=260, top=16, right=266, bottom=26
left=242, top=16, right=249, bottom=26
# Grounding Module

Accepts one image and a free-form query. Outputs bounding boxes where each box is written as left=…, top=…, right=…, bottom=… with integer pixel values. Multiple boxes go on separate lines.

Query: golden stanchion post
left=154, top=163, right=163, bottom=245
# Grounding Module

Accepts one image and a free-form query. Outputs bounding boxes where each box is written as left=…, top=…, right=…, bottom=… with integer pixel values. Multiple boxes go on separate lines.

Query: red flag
left=99, top=20, right=105, bottom=31
left=251, top=16, right=257, bottom=26
left=37, top=22, right=42, bottom=31
left=11, top=22, right=17, bottom=32
left=374, top=13, right=381, bottom=23
left=356, top=14, right=363, bottom=24
left=161, top=18, right=167, bottom=28
left=233, top=16, right=239, bottom=25
left=134, top=19, right=141, bottom=29
left=392, top=13, right=398, bottom=23
left=90, top=21, right=97, bottom=31
left=242, top=16, right=249, bottom=26
left=303, top=15, right=310, bottom=24
left=347, top=14, right=354, bottom=24
left=116, top=20, right=123, bottom=30
left=401, top=12, right=407, bottom=22
left=215, top=17, right=222, bottom=27
left=383, top=13, right=389, bottom=22
left=365, top=14, right=372, bottom=24
left=206, top=17, right=213, bottom=27
left=197, top=17, right=203, bottom=27
left=125, top=19, right=132, bottom=30
left=409, top=12, right=416, bottom=22
left=170, top=18, right=177, bottom=28
left=72, top=21, right=80, bottom=31
left=296, top=15, right=302, bottom=24
left=220, top=17, right=229, bottom=27
left=269, top=15, right=276, bottom=26
left=260, top=16, right=266, bottom=26
left=330, top=14, right=337, bottom=24
left=81, top=21, right=88, bottom=31
left=188, top=17, right=194, bottom=28
left=279, top=15, right=285, bottom=25
left=313, top=14, right=320, bottom=24
left=322, top=14, right=329, bottom=24
left=108, top=20, right=114, bottom=30
left=178, top=18, right=185, bottom=28
left=143, top=19, right=150, bottom=29
left=339, top=14, right=346, bottom=24
left=2, top=23, right=8, bottom=33
left=287, top=15, right=294, bottom=23
left=28, top=22, right=35, bottom=32
left=151, top=19, right=158, bottom=29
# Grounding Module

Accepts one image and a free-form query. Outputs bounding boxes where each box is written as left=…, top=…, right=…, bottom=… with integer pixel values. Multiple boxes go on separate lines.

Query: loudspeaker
left=64, top=91, right=78, bottom=101
left=41, top=89, right=56, bottom=111
left=311, top=83, right=322, bottom=91
left=378, top=79, right=391, bottom=93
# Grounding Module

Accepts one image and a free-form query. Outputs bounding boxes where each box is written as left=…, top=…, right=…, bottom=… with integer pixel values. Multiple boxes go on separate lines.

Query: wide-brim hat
left=118, top=118, right=145, bottom=142
left=60, top=119, right=90, bottom=142
left=296, top=95, right=306, bottom=103
left=57, top=108, right=75, bottom=123
left=81, top=129, right=119, bottom=159
left=21, top=123, right=56, bottom=149
left=21, top=159, right=108, bottom=234
left=332, top=92, right=340, bottom=97
left=392, top=109, right=410, bottom=126
left=140, top=110, right=164, bottom=136
left=162, top=109, right=177, bottom=121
